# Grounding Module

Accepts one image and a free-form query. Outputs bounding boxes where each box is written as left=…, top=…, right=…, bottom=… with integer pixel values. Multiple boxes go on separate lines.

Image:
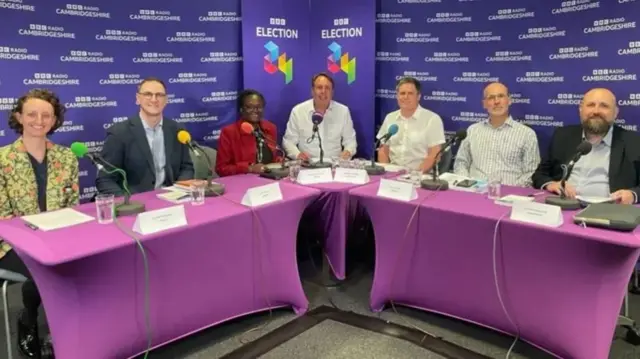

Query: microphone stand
left=307, top=130, right=332, bottom=168
left=364, top=139, right=385, bottom=175
left=256, top=131, right=289, bottom=180
left=93, top=154, right=146, bottom=216
left=193, top=144, right=226, bottom=197
left=544, top=162, right=581, bottom=210
left=420, top=143, right=453, bottom=190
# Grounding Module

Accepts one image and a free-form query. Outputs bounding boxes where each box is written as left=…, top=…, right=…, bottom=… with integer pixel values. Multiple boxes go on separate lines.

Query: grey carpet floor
left=0, top=264, right=639, bottom=358
left=258, top=319, right=446, bottom=359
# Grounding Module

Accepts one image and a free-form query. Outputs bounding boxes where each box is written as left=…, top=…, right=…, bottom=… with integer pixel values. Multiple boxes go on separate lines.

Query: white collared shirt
left=282, top=99, right=357, bottom=160
left=377, top=106, right=445, bottom=170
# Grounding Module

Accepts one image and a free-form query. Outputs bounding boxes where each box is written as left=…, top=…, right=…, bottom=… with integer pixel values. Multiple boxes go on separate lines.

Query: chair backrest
left=438, top=147, right=453, bottom=174
left=0, top=269, right=28, bottom=283
left=189, top=146, right=218, bottom=179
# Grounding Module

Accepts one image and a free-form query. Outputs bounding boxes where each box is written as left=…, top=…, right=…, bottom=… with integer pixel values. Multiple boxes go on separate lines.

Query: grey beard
left=582, top=117, right=610, bottom=137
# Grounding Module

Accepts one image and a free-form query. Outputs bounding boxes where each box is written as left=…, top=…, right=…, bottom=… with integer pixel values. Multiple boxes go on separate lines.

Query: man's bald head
left=579, top=87, right=618, bottom=137
left=482, top=82, right=511, bottom=119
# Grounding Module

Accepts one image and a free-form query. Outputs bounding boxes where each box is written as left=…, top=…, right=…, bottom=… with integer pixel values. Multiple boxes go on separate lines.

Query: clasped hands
left=545, top=181, right=635, bottom=205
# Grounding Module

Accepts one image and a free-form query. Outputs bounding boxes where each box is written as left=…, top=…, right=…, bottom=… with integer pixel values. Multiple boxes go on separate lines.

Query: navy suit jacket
left=532, top=125, right=640, bottom=199
left=96, top=115, right=194, bottom=195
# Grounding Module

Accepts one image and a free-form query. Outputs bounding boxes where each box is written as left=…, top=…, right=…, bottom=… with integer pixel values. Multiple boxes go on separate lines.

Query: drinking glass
left=95, top=194, right=115, bottom=224
left=410, top=170, right=422, bottom=187
left=190, top=180, right=206, bottom=206
left=338, top=158, right=352, bottom=169
left=487, top=175, right=502, bottom=200
left=288, top=160, right=301, bottom=182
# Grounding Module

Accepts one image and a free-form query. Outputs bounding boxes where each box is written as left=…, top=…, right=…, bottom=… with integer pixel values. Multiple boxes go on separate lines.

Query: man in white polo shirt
left=283, top=73, right=357, bottom=161
left=377, top=76, right=445, bottom=172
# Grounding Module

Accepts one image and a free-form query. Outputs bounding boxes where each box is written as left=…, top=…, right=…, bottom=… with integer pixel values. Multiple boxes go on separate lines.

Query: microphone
left=365, top=124, right=399, bottom=175
left=305, top=112, right=332, bottom=168
left=545, top=141, right=592, bottom=210
left=421, top=129, right=467, bottom=191
left=70, top=142, right=146, bottom=216
left=176, top=129, right=225, bottom=196
left=240, top=122, right=289, bottom=180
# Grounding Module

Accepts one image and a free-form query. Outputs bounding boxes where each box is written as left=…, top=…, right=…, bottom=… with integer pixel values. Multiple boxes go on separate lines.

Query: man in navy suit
left=96, top=77, right=194, bottom=195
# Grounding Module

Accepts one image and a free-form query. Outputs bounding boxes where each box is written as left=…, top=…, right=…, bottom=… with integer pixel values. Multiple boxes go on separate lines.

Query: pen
left=528, top=191, right=546, bottom=197
left=25, top=222, right=39, bottom=231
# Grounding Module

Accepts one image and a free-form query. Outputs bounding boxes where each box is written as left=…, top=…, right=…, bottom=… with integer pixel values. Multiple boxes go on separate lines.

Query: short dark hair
left=311, top=73, right=335, bottom=89
left=396, top=76, right=421, bottom=93
left=9, top=88, right=65, bottom=135
left=138, top=77, right=167, bottom=92
left=237, top=89, right=266, bottom=111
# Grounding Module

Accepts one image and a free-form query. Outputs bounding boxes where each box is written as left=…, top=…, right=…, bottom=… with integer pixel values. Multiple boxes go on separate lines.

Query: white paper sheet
left=22, top=208, right=94, bottom=231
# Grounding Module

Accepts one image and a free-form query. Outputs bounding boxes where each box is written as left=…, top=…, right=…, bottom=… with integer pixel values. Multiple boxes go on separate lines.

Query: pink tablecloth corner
left=350, top=182, right=640, bottom=359
left=0, top=178, right=319, bottom=359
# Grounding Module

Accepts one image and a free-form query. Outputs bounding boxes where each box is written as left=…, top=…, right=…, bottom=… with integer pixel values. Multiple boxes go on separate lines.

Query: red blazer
left=216, top=119, right=282, bottom=177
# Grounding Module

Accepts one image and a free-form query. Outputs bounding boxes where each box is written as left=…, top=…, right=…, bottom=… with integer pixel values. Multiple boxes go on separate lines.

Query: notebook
left=573, top=203, right=640, bottom=232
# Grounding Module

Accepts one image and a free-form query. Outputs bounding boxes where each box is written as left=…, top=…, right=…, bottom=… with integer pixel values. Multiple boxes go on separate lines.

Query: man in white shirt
left=377, top=77, right=445, bottom=172
left=453, top=82, right=540, bottom=186
left=282, top=73, right=357, bottom=161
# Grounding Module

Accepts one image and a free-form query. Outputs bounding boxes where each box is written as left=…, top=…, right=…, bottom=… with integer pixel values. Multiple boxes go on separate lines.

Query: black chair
left=0, top=269, right=28, bottom=359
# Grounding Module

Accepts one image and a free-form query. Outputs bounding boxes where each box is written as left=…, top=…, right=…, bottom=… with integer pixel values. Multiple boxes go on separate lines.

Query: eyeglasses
left=138, top=92, right=167, bottom=100
left=484, top=94, right=507, bottom=101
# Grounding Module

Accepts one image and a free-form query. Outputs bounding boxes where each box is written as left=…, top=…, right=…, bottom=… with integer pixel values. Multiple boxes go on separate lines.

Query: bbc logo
left=333, top=18, right=349, bottom=26
left=269, top=18, right=286, bottom=26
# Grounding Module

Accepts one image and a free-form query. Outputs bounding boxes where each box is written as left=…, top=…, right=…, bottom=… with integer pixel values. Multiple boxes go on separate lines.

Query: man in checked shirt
left=453, top=82, right=541, bottom=186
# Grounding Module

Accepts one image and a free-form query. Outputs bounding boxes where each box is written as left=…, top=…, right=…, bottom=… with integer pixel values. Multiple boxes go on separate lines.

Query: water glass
left=95, top=194, right=115, bottom=224
left=487, top=176, right=502, bottom=200
left=190, top=180, right=207, bottom=206
left=288, top=160, right=301, bottom=182
left=410, top=170, right=423, bottom=187
left=338, top=158, right=352, bottom=168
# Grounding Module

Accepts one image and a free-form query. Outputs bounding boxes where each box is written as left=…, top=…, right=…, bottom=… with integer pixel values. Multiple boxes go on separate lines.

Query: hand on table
left=0, top=215, right=12, bottom=220
left=249, top=164, right=265, bottom=174
left=340, top=151, right=352, bottom=160
left=545, top=181, right=577, bottom=198
left=297, top=152, right=310, bottom=162
left=611, top=190, right=635, bottom=205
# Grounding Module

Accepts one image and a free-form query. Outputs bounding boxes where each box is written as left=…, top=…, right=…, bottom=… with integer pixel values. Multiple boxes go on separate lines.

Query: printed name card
left=133, top=205, right=188, bottom=235
left=376, top=179, right=418, bottom=202
left=296, top=168, right=333, bottom=185
left=510, top=201, right=563, bottom=228
left=241, top=182, right=283, bottom=207
left=334, top=168, right=369, bottom=185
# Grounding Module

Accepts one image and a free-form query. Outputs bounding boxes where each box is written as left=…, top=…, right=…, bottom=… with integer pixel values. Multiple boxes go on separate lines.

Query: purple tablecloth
left=0, top=177, right=320, bottom=359
left=350, top=184, right=640, bottom=359
left=293, top=173, right=392, bottom=279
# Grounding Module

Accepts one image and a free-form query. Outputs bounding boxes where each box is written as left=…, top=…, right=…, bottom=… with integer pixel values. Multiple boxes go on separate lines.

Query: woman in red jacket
left=215, top=89, right=282, bottom=176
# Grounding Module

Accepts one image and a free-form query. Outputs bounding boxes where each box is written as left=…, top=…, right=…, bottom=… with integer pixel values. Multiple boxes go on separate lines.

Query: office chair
left=437, top=147, right=454, bottom=174
left=618, top=264, right=640, bottom=345
left=189, top=146, right=218, bottom=180
left=0, top=269, right=28, bottom=359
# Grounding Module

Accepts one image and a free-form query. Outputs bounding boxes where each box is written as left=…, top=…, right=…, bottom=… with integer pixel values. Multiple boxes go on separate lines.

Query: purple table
left=0, top=177, right=320, bottom=359
left=293, top=172, right=394, bottom=280
left=350, top=184, right=640, bottom=359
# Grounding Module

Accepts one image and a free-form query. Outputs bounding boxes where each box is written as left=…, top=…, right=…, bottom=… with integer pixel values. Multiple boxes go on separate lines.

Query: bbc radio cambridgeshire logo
left=327, top=41, right=356, bottom=84
left=263, top=41, right=292, bottom=84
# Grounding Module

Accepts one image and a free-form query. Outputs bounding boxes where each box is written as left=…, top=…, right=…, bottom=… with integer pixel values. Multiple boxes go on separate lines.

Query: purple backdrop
left=240, top=0, right=312, bottom=141
left=242, top=0, right=376, bottom=158
left=375, top=1, right=640, bottom=150
left=310, top=0, right=376, bottom=158
left=0, top=0, right=242, bottom=201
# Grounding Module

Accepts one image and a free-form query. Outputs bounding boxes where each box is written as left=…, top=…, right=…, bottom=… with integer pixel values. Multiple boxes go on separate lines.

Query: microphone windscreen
left=70, top=142, right=89, bottom=158
left=240, top=121, right=254, bottom=135
left=577, top=141, right=592, bottom=155
left=387, top=124, right=399, bottom=135
left=456, top=129, right=468, bottom=140
left=312, top=112, right=324, bottom=125
left=177, top=130, right=191, bottom=144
